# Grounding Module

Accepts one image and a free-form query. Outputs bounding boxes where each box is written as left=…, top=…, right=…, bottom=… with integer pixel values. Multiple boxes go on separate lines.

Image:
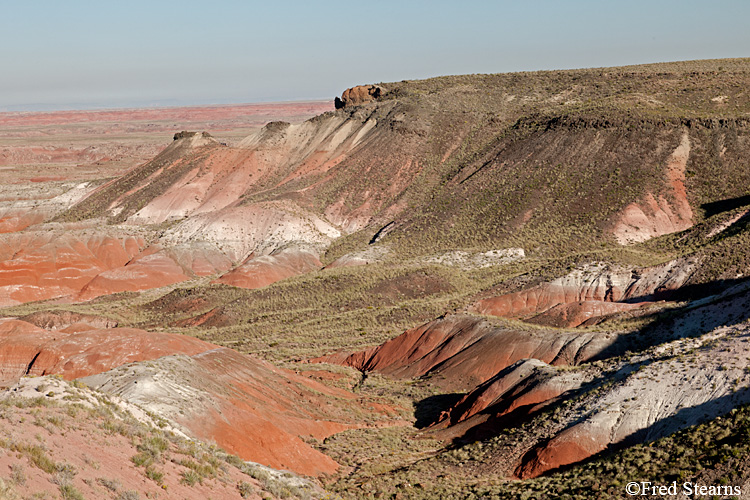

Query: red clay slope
left=0, top=232, right=146, bottom=306
left=82, top=346, right=391, bottom=476
left=0, top=230, right=234, bottom=305
left=174, top=348, right=353, bottom=475
left=0, top=209, right=48, bottom=233
left=0, top=220, right=245, bottom=305
left=77, top=245, right=191, bottom=300
left=0, top=377, right=278, bottom=500
left=214, top=248, right=322, bottom=289
left=0, top=318, right=214, bottom=382
left=314, top=315, right=616, bottom=391
left=0, top=316, right=388, bottom=476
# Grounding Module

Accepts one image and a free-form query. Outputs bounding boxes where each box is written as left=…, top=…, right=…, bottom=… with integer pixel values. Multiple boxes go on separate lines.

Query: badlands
left=1, top=59, right=750, bottom=499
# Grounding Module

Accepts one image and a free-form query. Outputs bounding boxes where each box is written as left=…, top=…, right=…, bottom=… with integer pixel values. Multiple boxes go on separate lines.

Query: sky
left=1, top=0, right=749, bottom=111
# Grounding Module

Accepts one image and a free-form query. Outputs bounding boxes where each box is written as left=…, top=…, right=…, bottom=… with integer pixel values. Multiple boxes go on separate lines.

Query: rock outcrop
left=334, top=85, right=383, bottom=109
left=173, top=130, right=213, bottom=141
left=471, top=258, right=696, bottom=327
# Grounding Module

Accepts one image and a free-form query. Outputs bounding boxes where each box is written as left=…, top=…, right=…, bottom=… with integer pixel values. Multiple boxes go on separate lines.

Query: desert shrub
left=180, top=469, right=201, bottom=486
left=145, top=466, right=164, bottom=485
left=238, top=481, right=257, bottom=498
left=59, top=483, right=85, bottom=500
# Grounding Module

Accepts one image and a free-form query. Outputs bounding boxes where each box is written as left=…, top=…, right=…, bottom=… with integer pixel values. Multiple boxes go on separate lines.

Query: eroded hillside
left=0, top=59, right=750, bottom=498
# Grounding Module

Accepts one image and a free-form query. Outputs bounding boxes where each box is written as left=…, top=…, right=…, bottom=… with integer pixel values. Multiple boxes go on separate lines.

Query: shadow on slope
left=701, top=194, right=750, bottom=217
left=593, top=277, right=750, bottom=361
left=413, top=393, right=464, bottom=429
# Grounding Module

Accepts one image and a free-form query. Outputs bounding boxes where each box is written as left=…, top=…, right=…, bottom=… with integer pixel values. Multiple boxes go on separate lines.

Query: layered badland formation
left=0, top=59, right=750, bottom=498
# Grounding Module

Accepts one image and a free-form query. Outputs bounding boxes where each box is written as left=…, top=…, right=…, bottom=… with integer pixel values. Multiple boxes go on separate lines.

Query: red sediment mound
left=515, top=424, right=611, bottom=479
left=0, top=316, right=377, bottom=476
left=0, top=379, right=275, bottom=500
left=0, top=314, right=387, bottom=477
left=82, top=347, right=393, bottom=476
left=0, top=318, right=215, bottom=382
left=434, top=360, right=563, bottom=428
left=182, top=348, right=354, bottom=475
left=0, top=232, right=146, bottom=306
left=198, top=407, right=343, bottom=476
left=429, top=359, right=586, bottom=442
left=0, top=232, right=226, bottom=305
left=77, top=246, right=190, bottom=301
left=0, top=210, right=47, bottom=234
left=314, top=315, right=614, bottom=391
left=214, top=248, right=322, bottom=289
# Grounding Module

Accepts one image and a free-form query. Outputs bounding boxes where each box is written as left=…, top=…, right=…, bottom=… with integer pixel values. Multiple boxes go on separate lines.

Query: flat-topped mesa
left=334, top=84, right=384, bottom=109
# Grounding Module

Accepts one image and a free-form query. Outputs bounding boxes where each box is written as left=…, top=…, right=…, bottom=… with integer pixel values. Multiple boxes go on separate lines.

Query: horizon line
left=0, top=97, right=335, bottom=115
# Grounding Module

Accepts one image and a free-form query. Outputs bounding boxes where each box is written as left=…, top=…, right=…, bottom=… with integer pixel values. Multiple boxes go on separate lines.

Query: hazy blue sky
left=1, top=0, right=748, bottom=110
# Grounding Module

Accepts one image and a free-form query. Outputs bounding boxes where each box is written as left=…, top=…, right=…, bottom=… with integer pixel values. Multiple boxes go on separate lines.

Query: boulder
left=334, top=85, right=383, bottom=109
